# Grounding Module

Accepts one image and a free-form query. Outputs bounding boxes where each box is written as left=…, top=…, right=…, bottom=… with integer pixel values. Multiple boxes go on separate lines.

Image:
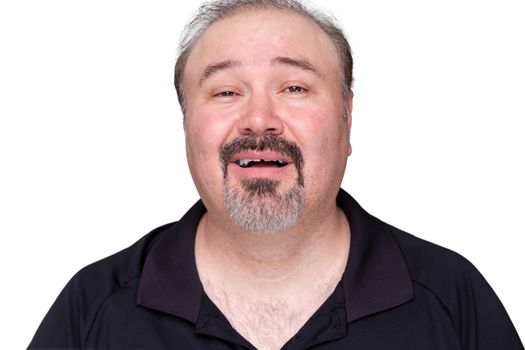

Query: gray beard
left=224, top=177, right=304, bottom=234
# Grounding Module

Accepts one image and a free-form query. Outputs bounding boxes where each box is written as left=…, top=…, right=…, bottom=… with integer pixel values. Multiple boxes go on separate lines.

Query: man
left=29, top=0, right=523, bottom=349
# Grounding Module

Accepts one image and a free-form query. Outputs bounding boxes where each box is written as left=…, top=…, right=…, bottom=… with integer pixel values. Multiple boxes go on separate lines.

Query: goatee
left=219, top=135, right=305, bottom=234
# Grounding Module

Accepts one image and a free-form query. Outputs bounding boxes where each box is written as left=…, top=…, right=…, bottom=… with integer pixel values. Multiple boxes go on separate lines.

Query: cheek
left=185, top=108, right=234, bottom=156
left=184, top=112, right=234, bottom=190
left=292, top=104, right=347, bottom=150
left=295, top=113, right=348, bottom=182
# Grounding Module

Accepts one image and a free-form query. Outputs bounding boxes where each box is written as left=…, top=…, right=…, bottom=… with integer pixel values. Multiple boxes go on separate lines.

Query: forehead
left=184, top=8, right=340, bottom=80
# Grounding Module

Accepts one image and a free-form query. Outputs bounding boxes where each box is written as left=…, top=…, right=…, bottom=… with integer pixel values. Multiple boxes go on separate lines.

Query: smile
left=219, top=135, right=304, bottom=185
left=236, top=159, right=289, bottom=168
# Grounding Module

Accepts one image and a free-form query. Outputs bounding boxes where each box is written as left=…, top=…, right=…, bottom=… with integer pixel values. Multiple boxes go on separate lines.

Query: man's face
left=183, top=9, right=352, bottom=232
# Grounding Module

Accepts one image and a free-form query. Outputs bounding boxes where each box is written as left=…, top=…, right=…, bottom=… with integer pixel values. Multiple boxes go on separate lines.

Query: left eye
left=285, top=86, right=306, bottom=93
left=215, top=91, right=236, bottom=97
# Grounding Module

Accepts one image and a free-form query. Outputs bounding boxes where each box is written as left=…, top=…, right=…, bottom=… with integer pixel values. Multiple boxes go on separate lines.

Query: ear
left=345, top=90, right=353, bottom=156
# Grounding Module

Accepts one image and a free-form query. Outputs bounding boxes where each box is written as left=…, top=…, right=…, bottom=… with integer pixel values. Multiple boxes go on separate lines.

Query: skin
left=182, top=8, right=353, bottom=350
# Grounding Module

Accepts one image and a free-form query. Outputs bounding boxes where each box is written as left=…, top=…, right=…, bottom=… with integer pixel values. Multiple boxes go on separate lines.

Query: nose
left=237, top=92, right=284, bottom=136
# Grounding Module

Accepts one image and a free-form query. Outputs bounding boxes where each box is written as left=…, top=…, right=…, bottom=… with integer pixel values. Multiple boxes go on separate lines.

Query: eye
left=284, top=86, right=307, bottom=93
left=215, top=91, right=237, bottom=97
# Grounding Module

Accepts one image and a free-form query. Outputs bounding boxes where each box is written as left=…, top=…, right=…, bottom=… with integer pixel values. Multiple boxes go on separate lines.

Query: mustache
left=219, top=135, right=304, bottom=174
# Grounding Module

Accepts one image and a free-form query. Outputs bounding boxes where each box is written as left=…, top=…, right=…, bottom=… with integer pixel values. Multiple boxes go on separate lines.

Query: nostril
left=239, top=126, right=281, bottom=137
left=240, top=127, right=257, bottom=136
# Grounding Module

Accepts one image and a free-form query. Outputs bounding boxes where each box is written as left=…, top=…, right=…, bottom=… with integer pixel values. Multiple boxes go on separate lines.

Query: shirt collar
left=136, top=200, right=205, bottom=322
left=337, top=190, right=414, bottom=322
left=136, top=189, right=414, bottom=324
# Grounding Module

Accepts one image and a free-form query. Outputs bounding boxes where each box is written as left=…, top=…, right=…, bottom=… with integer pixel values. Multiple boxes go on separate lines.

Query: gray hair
left=174, top=0, right=353, bottom=114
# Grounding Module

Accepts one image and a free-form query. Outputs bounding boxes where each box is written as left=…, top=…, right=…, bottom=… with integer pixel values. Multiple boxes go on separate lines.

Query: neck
left=195, top=203, right=350, bottom=294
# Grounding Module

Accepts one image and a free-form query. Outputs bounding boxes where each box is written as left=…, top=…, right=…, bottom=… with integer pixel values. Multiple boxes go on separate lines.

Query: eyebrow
left=199, top=59, right=243, bottom=86
left=198, top=56, right=319, bottom=86
left=271, top=56, right=319, bottom=75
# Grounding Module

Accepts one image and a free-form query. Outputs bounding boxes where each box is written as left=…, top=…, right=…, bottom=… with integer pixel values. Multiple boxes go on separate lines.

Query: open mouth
left=235, top=159, right=289, bottom=168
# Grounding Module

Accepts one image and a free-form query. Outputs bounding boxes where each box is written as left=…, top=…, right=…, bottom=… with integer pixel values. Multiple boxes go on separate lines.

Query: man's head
left=177, top=0, right=354, bottom=233
left=175, top=0, right=353, bottom=114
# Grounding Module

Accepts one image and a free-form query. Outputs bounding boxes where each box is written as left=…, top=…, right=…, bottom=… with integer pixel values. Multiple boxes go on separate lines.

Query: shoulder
left=68, top=221, right=176, bottom=301
left=388, top=224, right=483, bottom=296
left=389, top=225, right=474, bottom=278
left=387, top=224, right=494, bottom=325
left=386, top=224, right=524, bottom=349
left=28, top=221, right=177, bottom=349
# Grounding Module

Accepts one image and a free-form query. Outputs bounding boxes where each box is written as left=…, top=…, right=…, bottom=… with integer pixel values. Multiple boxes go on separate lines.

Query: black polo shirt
left=29, top=190, right=524, bottom=349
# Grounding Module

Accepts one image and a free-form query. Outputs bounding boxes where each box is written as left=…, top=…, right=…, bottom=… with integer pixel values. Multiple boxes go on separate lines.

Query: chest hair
left=203, top=278, right=340, bottom=350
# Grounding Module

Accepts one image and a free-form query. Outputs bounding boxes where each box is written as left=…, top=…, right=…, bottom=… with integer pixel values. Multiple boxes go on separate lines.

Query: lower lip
left=229, top=163, right=292, bottom=178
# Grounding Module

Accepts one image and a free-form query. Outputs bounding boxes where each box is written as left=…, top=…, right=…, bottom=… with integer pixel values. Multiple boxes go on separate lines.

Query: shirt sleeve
left=28, top=275, right=86, bottom=349
left=27, top=229, right=157, bottom=349
left=28, top=264, right=119, bottom=350
left=447, top=258, right=524, bottom=350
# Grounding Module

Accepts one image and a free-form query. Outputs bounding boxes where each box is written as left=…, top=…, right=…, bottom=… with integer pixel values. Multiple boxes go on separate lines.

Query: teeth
left=236, top=158, right=289, bottom=168
left=239, top=159, right=253, bottom=167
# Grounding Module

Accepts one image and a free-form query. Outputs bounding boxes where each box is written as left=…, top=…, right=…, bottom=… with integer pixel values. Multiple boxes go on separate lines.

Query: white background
left=1, top=0, right=524, bottom=348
